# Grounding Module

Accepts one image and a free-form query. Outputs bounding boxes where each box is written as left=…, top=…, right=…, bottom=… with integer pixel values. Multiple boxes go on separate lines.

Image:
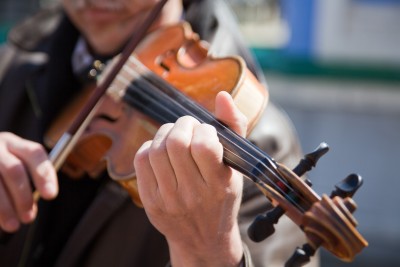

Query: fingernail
left=44, top=182, right=58, bottom=197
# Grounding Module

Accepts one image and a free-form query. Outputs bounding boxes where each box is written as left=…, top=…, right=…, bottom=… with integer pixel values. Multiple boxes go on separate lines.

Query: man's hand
left=134, top=91, right=248, bottom=267
left=0, top=132, right=58, bottom=232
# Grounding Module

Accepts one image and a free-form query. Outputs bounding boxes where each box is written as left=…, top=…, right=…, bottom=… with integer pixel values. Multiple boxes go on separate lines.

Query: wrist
left=167, top=224, right=243, bottom=267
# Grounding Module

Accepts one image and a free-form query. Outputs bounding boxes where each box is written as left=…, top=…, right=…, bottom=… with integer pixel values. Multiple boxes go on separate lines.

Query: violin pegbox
left=247, top=143, right=368, bottom=267
left=248, top=143, right=329, bottom=242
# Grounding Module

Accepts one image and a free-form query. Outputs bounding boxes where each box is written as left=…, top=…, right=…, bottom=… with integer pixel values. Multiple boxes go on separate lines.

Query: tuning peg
left=331, top=173, right=363, bottom=198
left=247, top=206, right=285, bottom=242
left=292, top=142, right=330, bottom=180
left=248, top=143, right=330, bottom=242
left=285, top=243, right=316, bottom=267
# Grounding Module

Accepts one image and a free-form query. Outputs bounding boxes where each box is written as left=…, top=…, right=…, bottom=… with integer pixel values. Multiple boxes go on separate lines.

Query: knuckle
left=134, top=151, right=146, bottom=164
left=134, top=143, right=151, bottom=165
left=134, top=151, right=148, bottom=167
left=143, top=194, right=164, bottom=215
left=165, top=134, right=186, bottom=152
left=191, top=141, right=211, bottom=156
left=25, top=142, right=46, bottom=159
left=192, top=136, right=221, bottom=158
left=148, top=141, right=167, bottom=161
left=3, top=162, right=26, bottom=182
left=159, top=122, right=174, bottom=131
left=178, top=115, right=197, bottom=124
left=0, top=132, right=16, bottom=141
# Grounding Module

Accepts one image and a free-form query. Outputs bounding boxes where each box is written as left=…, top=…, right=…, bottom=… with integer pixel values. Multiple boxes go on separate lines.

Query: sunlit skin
left=63, top=0, right=183, bottom=55
left=0, top=1, right=248, bottom=266
left=134, top=92, right=247, bottom=267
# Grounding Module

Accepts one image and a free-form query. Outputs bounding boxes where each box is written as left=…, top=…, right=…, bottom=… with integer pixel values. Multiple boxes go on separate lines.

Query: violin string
left=119, top=77, right=306, bottom=212
left=116, top=60, right=310, bottom=212
left=123, top=75, right=309, bottom=212
left=125, top=63, right=315, bottom=209
left=119, top=62, right=312, bottom=212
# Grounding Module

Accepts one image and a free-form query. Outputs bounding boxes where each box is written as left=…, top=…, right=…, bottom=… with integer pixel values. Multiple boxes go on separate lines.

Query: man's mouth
left=72, top=0, right=125, bottom=11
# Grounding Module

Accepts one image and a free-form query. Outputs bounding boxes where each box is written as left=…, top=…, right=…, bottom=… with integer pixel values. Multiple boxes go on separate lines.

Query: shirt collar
left=71, top=37, right=94, bottom=76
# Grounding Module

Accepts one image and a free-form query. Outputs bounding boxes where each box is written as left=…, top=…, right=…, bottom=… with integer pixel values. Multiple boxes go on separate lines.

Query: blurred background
left=1, top=0, right=399, bottom=266
left=230, top=0, right=400, bottom=266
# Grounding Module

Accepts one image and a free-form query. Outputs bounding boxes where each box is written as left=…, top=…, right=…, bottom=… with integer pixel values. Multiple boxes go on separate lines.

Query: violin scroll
left=287, top=174, right=367, bottom=266
left=286, top=193, right=366, bottom=266
left=248, top=143, right=329, bottom=242
left=247, top=143, right=368, bottom=266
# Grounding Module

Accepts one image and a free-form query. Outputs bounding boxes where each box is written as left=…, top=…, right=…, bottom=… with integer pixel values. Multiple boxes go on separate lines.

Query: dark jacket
left=0, top=1, right=318, bottom=266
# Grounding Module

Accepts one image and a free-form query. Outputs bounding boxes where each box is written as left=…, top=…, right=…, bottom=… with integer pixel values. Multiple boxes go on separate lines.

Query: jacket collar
left=8, top=5, right=63, bottom=52
left=9, top=9, right=82, bottom=132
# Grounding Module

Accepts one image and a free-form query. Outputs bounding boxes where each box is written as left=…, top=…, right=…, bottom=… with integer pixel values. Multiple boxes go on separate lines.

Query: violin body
left=45, top=22, right=267, bottom=204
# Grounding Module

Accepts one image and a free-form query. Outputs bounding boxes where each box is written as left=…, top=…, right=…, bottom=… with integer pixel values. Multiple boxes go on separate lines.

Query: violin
left=45, top=22, right=267, bottom=189
left=45, top=24, right=367, bottom=267
left=17, top=0, right=370, bottom=265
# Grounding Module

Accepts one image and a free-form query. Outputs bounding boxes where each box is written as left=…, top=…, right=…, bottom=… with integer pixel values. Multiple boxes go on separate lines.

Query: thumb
left=214, top=91, right=248, bottom=137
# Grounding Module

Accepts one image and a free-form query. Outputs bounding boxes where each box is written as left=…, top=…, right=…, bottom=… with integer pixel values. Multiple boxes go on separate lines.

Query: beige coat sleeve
left=240, top=102, right=320, bottom=267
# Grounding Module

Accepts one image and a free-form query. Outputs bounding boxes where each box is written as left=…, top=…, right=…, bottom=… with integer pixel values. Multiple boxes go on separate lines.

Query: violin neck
left=119, top=58, right=303, bottom=210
